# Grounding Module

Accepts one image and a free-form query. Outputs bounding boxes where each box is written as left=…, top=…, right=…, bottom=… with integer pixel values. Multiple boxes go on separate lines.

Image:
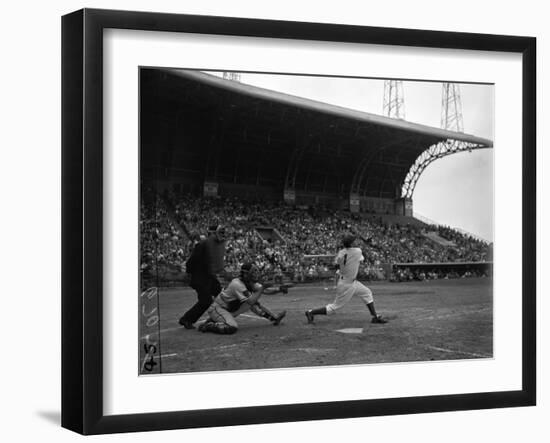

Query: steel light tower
left=401, top=82, right=483, bottom=198
left=383, top=80, right=405, bottom=119
left=441, top=83, right=464, bottom=132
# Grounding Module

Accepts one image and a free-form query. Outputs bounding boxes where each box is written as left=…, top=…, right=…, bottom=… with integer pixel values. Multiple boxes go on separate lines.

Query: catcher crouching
left=198, top=262, right=287, bottom=334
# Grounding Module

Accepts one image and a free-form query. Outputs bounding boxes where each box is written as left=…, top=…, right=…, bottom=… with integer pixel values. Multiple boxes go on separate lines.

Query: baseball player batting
left=305, top=234, right=387, bottom=324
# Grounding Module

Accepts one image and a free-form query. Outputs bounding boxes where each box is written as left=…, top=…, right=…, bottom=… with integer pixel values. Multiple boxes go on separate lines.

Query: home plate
left=336, top=328, right=363, bottom=334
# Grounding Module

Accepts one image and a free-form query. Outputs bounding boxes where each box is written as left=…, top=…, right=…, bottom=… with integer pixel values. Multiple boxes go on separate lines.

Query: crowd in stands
left=434, top=225, right=489, bottom=262
left=140, top=192, right=492, bottom=285
left=140, top=197, right=187, bottom=278
left=390, top=266, right=490, bottom=283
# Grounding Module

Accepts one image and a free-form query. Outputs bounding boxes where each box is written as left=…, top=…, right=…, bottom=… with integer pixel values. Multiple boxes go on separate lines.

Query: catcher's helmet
left=240, top=262, right=258, bottom=281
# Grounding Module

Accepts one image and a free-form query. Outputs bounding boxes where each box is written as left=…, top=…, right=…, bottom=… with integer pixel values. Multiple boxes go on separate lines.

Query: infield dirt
left=144, top=277, right=492, bottom=374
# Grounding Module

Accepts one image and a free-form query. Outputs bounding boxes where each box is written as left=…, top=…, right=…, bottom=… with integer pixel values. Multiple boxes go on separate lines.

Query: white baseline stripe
left=424, top=345, right=492, bottom=359
left=239, top=314, right=264, bottom=321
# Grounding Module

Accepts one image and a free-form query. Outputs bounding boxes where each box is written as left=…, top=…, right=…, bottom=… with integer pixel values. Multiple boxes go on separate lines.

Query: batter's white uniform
left=326, top=247, right=373, bottom=314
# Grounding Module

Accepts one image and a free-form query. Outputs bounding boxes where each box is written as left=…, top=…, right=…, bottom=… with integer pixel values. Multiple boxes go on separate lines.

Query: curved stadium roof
left=140, top=68, right=492, bottom=199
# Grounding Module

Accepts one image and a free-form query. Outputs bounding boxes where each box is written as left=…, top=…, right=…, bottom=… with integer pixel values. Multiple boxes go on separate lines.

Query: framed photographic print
left=61, top=8, right=536, bottom=435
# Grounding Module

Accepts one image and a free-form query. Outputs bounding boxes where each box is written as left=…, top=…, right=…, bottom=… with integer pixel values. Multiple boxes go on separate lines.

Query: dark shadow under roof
left=140, top=68, right=492, bottom=199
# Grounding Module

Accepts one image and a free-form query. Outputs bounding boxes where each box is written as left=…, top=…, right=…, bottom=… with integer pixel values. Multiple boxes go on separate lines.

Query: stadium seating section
left=140, top=193, right=491, bottom=285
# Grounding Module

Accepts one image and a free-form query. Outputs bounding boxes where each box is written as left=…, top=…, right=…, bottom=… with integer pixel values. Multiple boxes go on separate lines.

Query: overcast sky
left=207, top=71, right=494, bottom=242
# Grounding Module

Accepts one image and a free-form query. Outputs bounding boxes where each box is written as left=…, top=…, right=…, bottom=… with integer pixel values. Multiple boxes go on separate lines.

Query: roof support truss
left=401, top=139, right=490, bottom=198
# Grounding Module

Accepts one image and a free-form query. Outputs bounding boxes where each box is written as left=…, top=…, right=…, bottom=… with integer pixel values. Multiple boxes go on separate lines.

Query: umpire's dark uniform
left=179, top=228, right=226, bottom=329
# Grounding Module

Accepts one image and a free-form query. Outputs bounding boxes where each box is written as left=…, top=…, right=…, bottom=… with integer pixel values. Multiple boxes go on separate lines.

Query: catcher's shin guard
left=250, top=302, right=286, bottom=325
left=271, top=310, right=286, bottom=326
left=250, top=302, right=272, bottom=320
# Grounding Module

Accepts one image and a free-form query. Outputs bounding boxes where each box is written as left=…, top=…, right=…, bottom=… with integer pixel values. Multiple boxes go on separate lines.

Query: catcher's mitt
left=276, top=283, right=294, bottom=294
left=260, top=283, right=294, bottom=295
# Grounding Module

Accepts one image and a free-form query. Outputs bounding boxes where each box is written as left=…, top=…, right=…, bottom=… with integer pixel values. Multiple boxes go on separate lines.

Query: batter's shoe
left=178, top=317, right=195, bottom=329
left=305, top=310, right=315, bottom=324
left=371, top=315, right=388, bottom=324
left=272, top=310, right=287, bottom=326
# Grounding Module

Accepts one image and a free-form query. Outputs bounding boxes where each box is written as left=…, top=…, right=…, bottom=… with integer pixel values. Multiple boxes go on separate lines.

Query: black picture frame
left=61, top=8, right=536, bottom=435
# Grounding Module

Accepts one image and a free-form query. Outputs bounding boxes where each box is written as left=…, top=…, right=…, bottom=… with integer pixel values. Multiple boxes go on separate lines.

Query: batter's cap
left=342, top=234, right=356, bottom=248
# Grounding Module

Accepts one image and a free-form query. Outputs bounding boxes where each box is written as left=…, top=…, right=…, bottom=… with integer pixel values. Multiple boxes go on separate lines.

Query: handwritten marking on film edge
left=140, top=287, right=160, bottom=373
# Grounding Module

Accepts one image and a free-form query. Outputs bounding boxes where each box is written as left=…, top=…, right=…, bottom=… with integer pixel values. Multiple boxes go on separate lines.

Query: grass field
left=142, top=277, right=493, bottom=374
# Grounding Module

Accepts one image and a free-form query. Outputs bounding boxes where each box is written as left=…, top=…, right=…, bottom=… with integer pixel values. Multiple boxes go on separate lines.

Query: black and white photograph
left=1, top=0, right=544, bottom=440
left=139, top=68, right=494, bottom=375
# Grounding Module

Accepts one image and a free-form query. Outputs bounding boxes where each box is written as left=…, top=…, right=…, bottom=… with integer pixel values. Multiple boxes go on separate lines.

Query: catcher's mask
left=240, top=262, right=258, bottom=282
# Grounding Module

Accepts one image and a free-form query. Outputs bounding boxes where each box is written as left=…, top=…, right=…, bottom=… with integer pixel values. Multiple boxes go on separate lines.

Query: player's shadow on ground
left=36, top=410, right=60, bottom=426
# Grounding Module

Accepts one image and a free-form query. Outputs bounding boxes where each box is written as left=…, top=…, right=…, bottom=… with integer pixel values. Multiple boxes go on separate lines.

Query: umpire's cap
left=208, top=224, right=226, bottom=233
left=342, top=234, right=356, bottom=248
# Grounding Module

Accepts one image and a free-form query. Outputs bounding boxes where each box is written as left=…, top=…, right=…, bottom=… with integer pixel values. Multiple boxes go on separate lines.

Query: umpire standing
left=178, top=224, right=227, bottom=329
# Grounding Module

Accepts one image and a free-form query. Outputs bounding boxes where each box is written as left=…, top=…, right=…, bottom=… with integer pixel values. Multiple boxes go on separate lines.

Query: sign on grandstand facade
left=203, top=181, right=218, bottom=197
left=404, top=198, right=413, bottom=216
left=283, top=188, right=296, bottom=204
left=395, top=197, right=413, bottom=216
left=350, top=193, right=360, bottom=213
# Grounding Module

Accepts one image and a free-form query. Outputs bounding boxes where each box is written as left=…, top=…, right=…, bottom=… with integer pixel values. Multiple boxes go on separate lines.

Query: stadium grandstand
left=140, top=69, right=493, bottom=286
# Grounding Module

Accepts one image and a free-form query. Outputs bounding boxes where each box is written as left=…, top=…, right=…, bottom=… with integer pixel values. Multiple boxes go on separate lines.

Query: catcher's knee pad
left=199, top=321, right=238, bottom=334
